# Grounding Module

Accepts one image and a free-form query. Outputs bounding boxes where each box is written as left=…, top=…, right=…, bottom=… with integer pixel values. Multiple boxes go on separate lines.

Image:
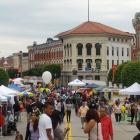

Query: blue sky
left=0, top=0, right=139, bottom=57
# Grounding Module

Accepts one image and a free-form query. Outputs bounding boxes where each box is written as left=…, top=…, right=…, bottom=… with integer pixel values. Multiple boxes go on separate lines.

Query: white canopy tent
left=0, top=95, right=7, bottom=102
left=0, top=85, right=19, bottom=96
left=68, top=79, right=85, bottom=86
left=119, top=82, right=140, bottom=95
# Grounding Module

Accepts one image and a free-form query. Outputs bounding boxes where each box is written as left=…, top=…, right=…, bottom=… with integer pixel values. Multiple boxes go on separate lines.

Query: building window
left=127, top=48, right=129, bottom=56
left=95, top=75, right=100, bottom=80
left=112, top=47, right=114, bottom=56
left=117, top=60, right=118, bottom=65
left=52, top=51, right=53, bottom=58
left=95, top=43, right=102, bottom=55
left=77, top=59, right=83, bottom=70
left=67, top=48, right=69, bottom=56
left=108, top=37, right=111, bottom=41
left=122, top=60, right=124, bottom=63
left=54, top=49, right=55, bottom=57
left=86, top=59, right=92, bottom=70
left=95, top=59, right=101, bottom=69
left=133, top=48, right=135, bottom=55
left=117, top=47, right=119, bottom=56
left=122, top=48, right=124, bottom=56
left=112, top=60, right=114, bottom=67
left=107, top=46, right=109, bottom=55
left=113, top=38, right=115, bottom=41
left=107, top=60, right=109, bottom=70
left=122, top=39, right=123, bottom=42
left=77, top=43, right=83, bottom=55
left=126, top=40, right=127, bottom=42
left=117, top=38, right=119, bottom=42
left=86, top=43, right=92, bottom=55
left=49, top=50, right=50, bottom=58
left=78, top=76, right=83, bottom=81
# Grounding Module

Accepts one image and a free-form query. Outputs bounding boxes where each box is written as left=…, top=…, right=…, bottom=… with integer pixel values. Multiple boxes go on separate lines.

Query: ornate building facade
left=132, top=12, right=140, bottom=60
left=28, top=38, right=63, bottom=69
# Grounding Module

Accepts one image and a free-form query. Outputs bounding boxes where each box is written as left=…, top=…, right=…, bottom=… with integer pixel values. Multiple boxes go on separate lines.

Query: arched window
left=77, top=43, right=83, bottom=55
left=77, top=59, right=83, bottom=70
left=95, top=43, right=102, bottom=55
left=54, top=49, right=55, bottom=58
left=49, top=50, right=50, bottom=58
left=95, top=59, right=102, bottom=69
left=86, top=43, right=92, bottom=55
left=86, top=59, right=92, bottom=69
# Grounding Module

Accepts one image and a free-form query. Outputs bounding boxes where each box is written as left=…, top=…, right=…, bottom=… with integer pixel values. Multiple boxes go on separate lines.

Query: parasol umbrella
left=19, top=91, right=34, bottom=97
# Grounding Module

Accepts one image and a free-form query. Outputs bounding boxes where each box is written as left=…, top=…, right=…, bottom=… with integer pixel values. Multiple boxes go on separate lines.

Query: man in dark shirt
left=35, top=97, right=44, bottom=113
left=13, top=101, right=20, bottom=122
left=89, top=99, right=97, bottom=110
left=26, top=99, right=33, bottom=123
left=133, top=120, right=140, bottom=140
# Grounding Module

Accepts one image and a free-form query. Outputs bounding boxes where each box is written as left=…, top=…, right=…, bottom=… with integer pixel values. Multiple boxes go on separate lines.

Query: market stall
left=68, top=79, right=85, bottom=86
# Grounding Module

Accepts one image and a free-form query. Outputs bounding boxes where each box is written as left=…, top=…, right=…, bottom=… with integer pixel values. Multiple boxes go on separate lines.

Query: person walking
left=19, top=101, right=24, bottom=121
left=130, top=103, right=135, bottom=125
left=39, top=102, right=54, bottom=140
left=137, top=102, right=140, bottom=120
left=50, top=110, right=70, bottom=140
left=99, top=107, right=113, bottom=140
left=105, top=100, right=113, bottom=117
left=89, top=99, right=97, bottom=110
left=79, top=102, right=89, bottom=129
left=84, top=109, right=101, bottom=140
left=66, top=101, right=73, bottom=123
left=13, top=101, right=20, bottom=122
left=114, top=101, right=122, bottom=123
left=26, top=99, right=33, bottom=123
left=25, top=112, right=39, bottom=140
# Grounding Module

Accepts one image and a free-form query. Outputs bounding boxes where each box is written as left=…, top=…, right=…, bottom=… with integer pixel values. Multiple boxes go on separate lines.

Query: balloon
left=42, top=71, right=52, bottom=84
left=121, top=106, right=125, bottom=112
left=98, top=123, right=103, bottom=140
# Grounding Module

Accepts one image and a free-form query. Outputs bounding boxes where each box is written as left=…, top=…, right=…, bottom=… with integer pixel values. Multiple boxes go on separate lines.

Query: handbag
left=88, top=123, right=99, bottom=140
left=121, top=113, right=125, bottom=121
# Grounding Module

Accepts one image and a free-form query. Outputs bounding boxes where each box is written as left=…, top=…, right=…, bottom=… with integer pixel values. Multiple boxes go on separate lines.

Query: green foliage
left=7, top=68, right=18, bottom=79
left=121, top=61, right=140, bottom=87
left=114, top=61, right=130, bottom=87
left=0, top=68, right=9, bottom=86
left=107, top=68, right=113, bottom=82
left=22, top=64, right=61, bottom=79
left=42, top=64, right=61, bottom=79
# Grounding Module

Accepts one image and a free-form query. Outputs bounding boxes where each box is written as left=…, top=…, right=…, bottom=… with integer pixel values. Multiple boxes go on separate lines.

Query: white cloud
left=0, top=0, right=139, bottom=57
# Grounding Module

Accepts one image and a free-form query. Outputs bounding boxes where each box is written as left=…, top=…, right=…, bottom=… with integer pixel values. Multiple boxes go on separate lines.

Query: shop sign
left=113, top=91, right=128, bottom=97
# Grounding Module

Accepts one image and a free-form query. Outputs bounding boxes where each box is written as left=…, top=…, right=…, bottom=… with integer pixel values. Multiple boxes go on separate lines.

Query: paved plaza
left=1, top=110, right=139, bottom=140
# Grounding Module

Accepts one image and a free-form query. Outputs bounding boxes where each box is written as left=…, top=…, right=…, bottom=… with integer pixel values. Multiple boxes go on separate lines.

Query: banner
left=112, top=65, right=118, bottom=82
left=113, top=91, right=128, bottom=97
left=18, top=66, right=21, bottom=73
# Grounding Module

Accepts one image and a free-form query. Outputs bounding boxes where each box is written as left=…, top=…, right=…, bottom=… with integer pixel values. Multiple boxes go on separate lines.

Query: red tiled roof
left=55, top=21, right=133, bottom=37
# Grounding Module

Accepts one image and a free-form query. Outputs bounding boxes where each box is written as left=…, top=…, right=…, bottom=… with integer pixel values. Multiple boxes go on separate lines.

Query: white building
left=55, top=21, right=133, bottom=86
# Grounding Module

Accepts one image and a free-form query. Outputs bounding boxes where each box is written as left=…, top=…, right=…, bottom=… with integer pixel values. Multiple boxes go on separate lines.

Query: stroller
left=7, top=122, right=19, bottom=135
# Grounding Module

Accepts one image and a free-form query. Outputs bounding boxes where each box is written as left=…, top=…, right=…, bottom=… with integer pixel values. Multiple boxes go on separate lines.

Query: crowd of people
left=2, top=85, right=140, bottom=140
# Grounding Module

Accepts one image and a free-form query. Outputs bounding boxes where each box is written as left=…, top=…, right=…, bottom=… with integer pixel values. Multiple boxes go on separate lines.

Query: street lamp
left=109, top=44, right=119, bottom=65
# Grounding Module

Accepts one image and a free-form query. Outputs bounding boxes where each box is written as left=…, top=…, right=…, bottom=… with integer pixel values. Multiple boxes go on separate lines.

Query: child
left=133, top=120, right=140, bottom=140
left=32, top=104, right=41, bottom=119
left=15, top=134, right=23, bottom=140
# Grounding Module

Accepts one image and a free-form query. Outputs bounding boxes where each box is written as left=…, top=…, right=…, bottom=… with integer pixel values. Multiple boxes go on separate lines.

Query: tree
left=42, top=64, right=61, bottom=80
left=22, top=70, right=29, bottom=77
left=7, top=68, right=18, bottom=79
left=35, top=67, right=43, bottom=76
left=114, top=61, right=129, bottom=87
left=121, top=61, right=140, bottom=87
left=107, top=68, right=113, bottom=82
left=0, top=68, right=9, bottom=86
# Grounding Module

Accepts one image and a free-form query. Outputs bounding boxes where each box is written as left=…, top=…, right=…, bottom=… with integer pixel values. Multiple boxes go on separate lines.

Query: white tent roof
left=0, top=95, right=7, bottom=102
left=68, top=79, right=85, bottom=86
left=119, top=82, right=140, bottom=95
left=0, top=85, right=18, bottom=96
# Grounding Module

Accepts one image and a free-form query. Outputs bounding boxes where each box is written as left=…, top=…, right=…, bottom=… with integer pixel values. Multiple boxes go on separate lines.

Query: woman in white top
left=114, top=101, right=122, bottom=123
left=84, top=109, right=100, bottom=140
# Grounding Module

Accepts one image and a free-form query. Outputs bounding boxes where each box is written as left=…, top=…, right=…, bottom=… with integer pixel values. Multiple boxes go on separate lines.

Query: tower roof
left=55, top=21, right=133, bottom=37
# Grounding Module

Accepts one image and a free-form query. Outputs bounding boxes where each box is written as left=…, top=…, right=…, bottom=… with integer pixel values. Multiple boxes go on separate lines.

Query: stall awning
left=8, top=83, right=25, bottom=92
